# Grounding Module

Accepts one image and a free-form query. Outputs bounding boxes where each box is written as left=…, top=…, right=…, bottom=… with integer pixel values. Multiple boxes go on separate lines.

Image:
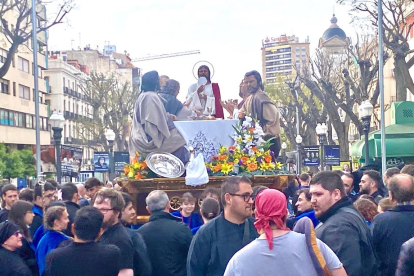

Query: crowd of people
left=0, top=164, right=414, bottom=275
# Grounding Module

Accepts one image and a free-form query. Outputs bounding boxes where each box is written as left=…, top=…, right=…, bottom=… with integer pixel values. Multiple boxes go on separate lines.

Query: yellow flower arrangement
left=122, top=151, right=149, bottom=180
left=205, top=117, right=283, bottom=176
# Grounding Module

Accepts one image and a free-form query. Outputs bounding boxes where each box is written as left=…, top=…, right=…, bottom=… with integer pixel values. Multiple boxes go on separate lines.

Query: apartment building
left=0, top=4, right=49, bottom=149
left=44, top=55, right=95, bottom=167
left=261, top=35, right=310, bottom=83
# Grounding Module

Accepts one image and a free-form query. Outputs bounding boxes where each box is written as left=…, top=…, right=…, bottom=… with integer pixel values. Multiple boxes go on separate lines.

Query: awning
left=350, top=123, right=414, bottom=160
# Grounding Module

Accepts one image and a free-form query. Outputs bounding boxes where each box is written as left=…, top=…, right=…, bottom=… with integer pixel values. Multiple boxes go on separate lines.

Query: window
left=0, top=48, right=7, bottom=64
left=8, top=111, right=14, bottom=126
left=0, top=110, right=6, bottom=125
left=295, top=47, right=300, bottom=51
left=19, top=85, right=30, bottom=100
left=302, top=47, right=306, bottom=51
left=26, top=114, right=33, bottom=128
left=0, top=79, right=9, bottom=94
left=18, top=57, right=29, bottom=73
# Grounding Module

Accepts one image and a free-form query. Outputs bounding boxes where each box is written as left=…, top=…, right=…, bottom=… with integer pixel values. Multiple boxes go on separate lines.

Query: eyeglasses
left=228, top=193, right=253, bottom=202
left=96, top=208, right=114, bottom=214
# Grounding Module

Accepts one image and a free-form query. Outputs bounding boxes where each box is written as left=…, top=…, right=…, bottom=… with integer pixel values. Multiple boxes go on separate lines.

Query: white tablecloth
left=174, top=119, right=238, bottom=161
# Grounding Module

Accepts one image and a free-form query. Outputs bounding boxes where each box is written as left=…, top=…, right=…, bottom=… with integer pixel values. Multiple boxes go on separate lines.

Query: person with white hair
left=138, top=190, right=192, bottom=276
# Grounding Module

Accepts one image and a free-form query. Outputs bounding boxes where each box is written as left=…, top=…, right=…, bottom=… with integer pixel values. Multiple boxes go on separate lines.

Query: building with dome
left=318, top=15, right=350, bottom=54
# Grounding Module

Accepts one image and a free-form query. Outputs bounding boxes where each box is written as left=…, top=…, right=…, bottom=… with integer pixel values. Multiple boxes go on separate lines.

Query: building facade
left=0, top=3, right=49, bottom=149
left=44, top=55, right=94, bottom=168
left=261, top=35, right=310, bottom=83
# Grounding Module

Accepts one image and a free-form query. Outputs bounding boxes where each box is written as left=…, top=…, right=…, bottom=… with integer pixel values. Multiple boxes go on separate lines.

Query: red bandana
left=254, top=189, right=290, bottom=249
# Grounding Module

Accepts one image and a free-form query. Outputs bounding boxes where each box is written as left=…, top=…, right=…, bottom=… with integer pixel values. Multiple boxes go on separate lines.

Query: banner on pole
left=94, top=152, right=110, bottom=172
left=32, top=145, right=56, bottom=173
left=61, top=145, right=83, bottom=177
left=114, top=152, right=130, bottom=172
left=324, top=145, right=340, bottom=166
left=303, top=146, right=320, bottom=166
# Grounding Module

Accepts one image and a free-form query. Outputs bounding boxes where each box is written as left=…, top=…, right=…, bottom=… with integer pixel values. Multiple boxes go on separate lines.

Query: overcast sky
left=47, top=0, right=355, bottom=101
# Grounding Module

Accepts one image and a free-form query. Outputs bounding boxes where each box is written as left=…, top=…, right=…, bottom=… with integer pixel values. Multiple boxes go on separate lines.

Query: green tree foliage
left=76, top=72, right=139, bottom=151
left=17, top=148, right=36, bottom=177
left=0, top=144, right=35, bottom=179
left=264, top=75, right=324, bottom=148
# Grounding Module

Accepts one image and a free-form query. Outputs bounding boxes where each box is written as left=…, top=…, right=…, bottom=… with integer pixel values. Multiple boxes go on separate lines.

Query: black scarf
left=318, top=197, right=353, bottom=223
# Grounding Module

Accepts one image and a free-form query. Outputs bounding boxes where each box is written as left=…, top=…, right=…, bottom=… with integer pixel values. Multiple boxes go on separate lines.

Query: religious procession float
left=117, top=116, right=295, bottom=222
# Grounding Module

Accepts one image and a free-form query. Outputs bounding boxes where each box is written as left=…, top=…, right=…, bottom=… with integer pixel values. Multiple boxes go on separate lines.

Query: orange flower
left=213, top=164, right=222, bottom=172
left=141, top=161, right=148, bottom=169
left=264, top=155, right=272, bottom=163
left=248, top=128, right=255, bottom=133
left=135, top=172, right=143, bottom=179
left=252, top=146, right=258, bottom=153
left=229, top=146, right=236, bottom=151
left=247, top=163, right=258, bottom=171
left=218, top=155, right=227, bottom=161
left=241, top=156, right=249, bottom=165
left=123, top=166, right=130, bottom=174
left=132, top=157, right=138, bottom=163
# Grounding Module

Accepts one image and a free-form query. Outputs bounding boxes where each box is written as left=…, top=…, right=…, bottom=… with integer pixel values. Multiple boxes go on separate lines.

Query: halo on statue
left=193, top=60, right=215, bottom=80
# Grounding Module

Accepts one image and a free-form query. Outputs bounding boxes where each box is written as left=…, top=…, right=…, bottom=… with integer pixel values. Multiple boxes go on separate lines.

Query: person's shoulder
left=96, top=242, right=121, bottom=255
left=194, top=215, right=222, bottom=237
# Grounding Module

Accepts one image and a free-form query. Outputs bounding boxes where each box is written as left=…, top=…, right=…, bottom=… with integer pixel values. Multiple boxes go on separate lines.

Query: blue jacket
left=36, top=230, right=69, bottom=275
left=296, top=209, right=320, bottom=228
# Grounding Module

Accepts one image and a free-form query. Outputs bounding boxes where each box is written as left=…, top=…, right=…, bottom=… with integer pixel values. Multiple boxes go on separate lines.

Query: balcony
left=37, top=31, right=46, bottom=45
left=64, top=87, right=69, bottom=95
left=36, top=5, right=47, bottom=21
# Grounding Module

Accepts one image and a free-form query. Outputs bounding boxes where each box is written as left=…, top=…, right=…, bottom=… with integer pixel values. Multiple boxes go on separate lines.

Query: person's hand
left=238, top=111, right=246, bottom=119
left=195, top=110, right=201, bottom=116
left=197, top=85, right=205, bottom=93
left=171, top=115, right=177, bottom=121
left=221, top=99, right=238, bottom=116
left=183, top=101, right=191, bottom=107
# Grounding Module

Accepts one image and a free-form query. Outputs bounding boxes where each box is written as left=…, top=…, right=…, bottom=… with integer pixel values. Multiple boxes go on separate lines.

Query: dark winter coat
left=137, top=211, right=192, bottom=276
left=396, top=237, right=414, bottom=276
left=315, top=197, right=377, bottom=276
left=371, top=205, right=414, bottom=276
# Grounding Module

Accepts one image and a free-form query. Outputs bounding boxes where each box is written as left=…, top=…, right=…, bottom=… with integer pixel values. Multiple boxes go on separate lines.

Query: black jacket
left=371, top=205, right=414, bottom=276
left=315, top=197, right=377, bottom=276
left=63, top=201, right=80, bottom=237
left=396, top=237, right=414, bottom=276
left=124, top=227, right=152, bottom=276
left=137, top=211, right=192, bottom=276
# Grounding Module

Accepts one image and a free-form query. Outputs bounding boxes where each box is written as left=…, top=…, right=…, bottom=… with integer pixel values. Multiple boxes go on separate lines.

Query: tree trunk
left=394, top=60, right=407, bottom=101
left=0, top=42, right=19, bottom=79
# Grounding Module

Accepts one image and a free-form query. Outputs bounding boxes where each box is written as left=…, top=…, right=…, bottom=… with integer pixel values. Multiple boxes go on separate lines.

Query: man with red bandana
left=224, top=189, right=346, bottom=276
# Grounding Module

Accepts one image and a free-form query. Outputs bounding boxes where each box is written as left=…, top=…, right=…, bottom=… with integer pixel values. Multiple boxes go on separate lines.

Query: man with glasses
left=29, top=183, right=56, bottom=237
left=187, top=176, right=258, bottom=276
left=94, top=188, right=134, bottom=276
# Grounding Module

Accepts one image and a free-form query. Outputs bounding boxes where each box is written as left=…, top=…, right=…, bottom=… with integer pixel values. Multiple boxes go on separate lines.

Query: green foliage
left=0, top=143, right=35, bottom=179
left=17, top=148, right=36, bottom=177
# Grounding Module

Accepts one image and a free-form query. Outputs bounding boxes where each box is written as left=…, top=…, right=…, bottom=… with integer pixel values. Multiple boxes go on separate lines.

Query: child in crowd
left=377, top=197, right=394, bottom=213
left=192, top=198, right=220, bottom=235
left=171, top=192, right=203, bottom=233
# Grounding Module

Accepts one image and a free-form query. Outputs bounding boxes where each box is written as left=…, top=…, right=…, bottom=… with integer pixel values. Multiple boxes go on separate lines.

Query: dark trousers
left=264, top=135, right=281, bottom=159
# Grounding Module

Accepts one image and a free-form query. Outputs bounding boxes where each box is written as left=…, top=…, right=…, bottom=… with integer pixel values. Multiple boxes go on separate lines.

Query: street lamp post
left=50, top=110, right=65, bottom=184
left=316, top=123, right=328, bottom=171
left=359, top=100, right=374, bottom=165
left=295, top=135, right=302, bottom=174
left=281, top=142, right=287, bottom=171
left=105, top=129, right=116, bottom=182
